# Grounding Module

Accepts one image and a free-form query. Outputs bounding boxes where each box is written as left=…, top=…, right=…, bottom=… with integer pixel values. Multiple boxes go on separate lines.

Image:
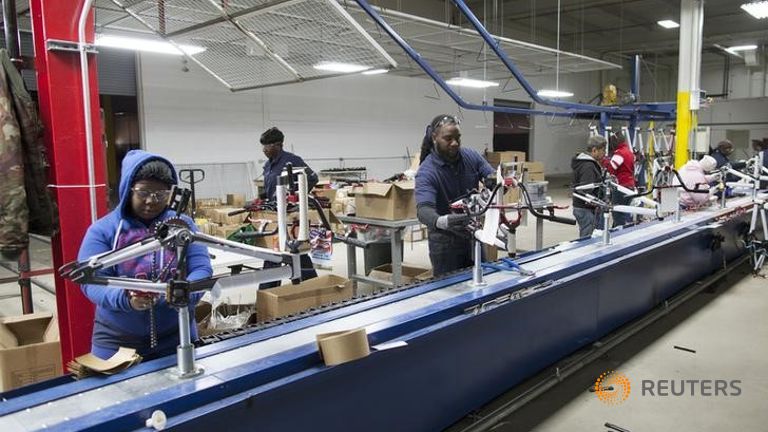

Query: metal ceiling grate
left=341, top=3, right=621, bottom=80
left=108, top=0, right=397, bottom=91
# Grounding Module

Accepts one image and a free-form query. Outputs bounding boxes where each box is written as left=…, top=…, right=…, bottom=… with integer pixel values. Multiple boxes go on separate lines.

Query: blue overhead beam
left=354, top=0, right=676, bottom=121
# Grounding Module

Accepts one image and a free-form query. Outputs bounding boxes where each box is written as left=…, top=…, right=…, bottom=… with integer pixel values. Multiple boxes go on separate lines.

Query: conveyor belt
left=0, top=196, right=761, bottom=431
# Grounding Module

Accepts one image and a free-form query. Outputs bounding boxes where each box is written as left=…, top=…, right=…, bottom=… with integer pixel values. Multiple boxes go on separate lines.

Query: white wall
left=698, top=62, right=768, bottom=152
left=138, top=52, right=602, bottom=180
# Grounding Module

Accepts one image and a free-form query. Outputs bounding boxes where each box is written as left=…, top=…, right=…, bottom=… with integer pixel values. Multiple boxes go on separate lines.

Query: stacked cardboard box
left=353, top=181, right=416, bottom=220
left=404, top=224, right=427, bottom=242
left=226, top=193, right=246, bottom=207
left=484, top=151, right=527, bottom=168
left=523, top=161, right=545, bottom=182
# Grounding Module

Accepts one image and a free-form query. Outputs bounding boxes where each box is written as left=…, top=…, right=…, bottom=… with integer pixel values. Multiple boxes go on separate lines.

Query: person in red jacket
left=604, top=132, right=636, bottom=227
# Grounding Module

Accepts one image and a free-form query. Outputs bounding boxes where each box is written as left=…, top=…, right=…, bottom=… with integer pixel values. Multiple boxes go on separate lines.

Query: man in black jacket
left=572, top=135, right=606, bottom=238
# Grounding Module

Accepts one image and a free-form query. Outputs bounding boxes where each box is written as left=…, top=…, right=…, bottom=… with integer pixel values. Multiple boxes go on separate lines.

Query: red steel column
left=29, top=0, right=107, bottom=364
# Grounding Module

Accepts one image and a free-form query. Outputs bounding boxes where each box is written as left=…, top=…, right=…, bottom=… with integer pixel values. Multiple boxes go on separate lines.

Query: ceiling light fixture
left=537, top=89, right=574, bottom=98
left=362, top=68, right=389, bottom=75
left=446, top=77, right=499, bottom=88
left=741, top=1, right=768, bottom=19
left=313, top=61, right=371, bottom=73
left=95, top=34, right=206, bottom=55
left=538, top=0, right=574, bottom=100
left=725, top=44, right=758, bottom=54
left=657, top=20, right=680, bottom=29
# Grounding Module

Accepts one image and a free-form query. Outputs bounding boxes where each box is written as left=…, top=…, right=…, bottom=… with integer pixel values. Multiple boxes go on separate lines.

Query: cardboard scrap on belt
left=316, top=328, right=370, bottom=366
left=67, top=347, right=142, bottom=379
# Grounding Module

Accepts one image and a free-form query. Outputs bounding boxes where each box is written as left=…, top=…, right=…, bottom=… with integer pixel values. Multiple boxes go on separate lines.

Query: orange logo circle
left=594, top=371, right=631, bottom=405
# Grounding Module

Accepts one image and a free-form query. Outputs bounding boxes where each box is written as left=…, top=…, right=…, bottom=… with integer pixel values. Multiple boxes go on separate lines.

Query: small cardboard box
left=527, top=172, right=546, bottom=182
left=368, top=263, right=432, bottom=285
left=226, top=193, right=246, bottom=207
left=504, top=187, right=521, bottom=203
left=485, top=151, right=526, bottom=167
left=523, top=161, right=544, bottom=173
left=353, top=181, right=415, bottom=220
left=0, top=313, right=63, bottom=392
left=210, top=207, right=246, bottom=225
left=404, top=225, right=427, bottom=242
left=257, top=275, right=353, bottom=321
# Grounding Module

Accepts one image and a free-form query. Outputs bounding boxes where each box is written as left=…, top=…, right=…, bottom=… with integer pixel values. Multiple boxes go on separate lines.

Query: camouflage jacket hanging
left=0, top=50, right=58, bottom=237
left=0, top=54, right=27, bottom=259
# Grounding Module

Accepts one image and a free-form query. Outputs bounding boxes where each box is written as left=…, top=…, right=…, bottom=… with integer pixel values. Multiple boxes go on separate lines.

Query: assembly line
left=0, top=1, right=767, bottom=431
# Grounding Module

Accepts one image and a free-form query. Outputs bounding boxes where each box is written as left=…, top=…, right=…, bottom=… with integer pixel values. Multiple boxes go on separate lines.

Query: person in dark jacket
left=259, top=127, right=318, bottom=288
left=572, top=135, right=606, bottom=238
left=77, top=150, right=212, bottom=360
left=416, top=114, right=494, bottom=276
left=711, top=140, right=735, bottom=169
left=711, top=140, right=747, bottom=183
left=260, top=127, right=318, bottom=200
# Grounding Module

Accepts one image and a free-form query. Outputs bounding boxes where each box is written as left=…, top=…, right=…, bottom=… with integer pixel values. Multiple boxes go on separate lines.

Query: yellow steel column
left=675, top=0, right=704, bottom=168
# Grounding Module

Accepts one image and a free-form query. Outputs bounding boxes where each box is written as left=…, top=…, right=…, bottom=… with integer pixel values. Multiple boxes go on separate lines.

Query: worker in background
left=571, top=135, right=606, bottom=237
left=77, top=150, right=212, bottom=360
left=674, top=155, right=718, bottom=208
left=260, top=126, right=319, bottom=200
left=711, top=140, right=736, bottom=169
left=416, top=114, right=494, bottom=276
left=259, top=126, right=318, bottom=288
left=604, top=132, right=636, bottom=227
left=710, top=140, right=746, bottom=184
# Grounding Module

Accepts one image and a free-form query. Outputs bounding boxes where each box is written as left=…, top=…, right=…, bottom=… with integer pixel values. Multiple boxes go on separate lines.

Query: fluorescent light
left=657, top=20, right=680, bottom=29
left=95, top=34, right=205, bottom=55
left=446, top=77, right=499, bottom=88
left=726, top=44, right=758, bottom=54
left=313, top=61, right=370, bottom=73
left=741, top=1, right=768, bottom=19
left=362, top=68, right=389, bottom=75
left=537, top=89, right=574, bottom=98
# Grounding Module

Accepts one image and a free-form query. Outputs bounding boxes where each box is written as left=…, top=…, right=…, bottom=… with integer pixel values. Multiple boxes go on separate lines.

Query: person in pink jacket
left=675, top=155, right=718, bottom=208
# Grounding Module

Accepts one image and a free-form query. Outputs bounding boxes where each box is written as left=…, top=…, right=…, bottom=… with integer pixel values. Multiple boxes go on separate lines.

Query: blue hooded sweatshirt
left=77, top=150, right=212, bottom=359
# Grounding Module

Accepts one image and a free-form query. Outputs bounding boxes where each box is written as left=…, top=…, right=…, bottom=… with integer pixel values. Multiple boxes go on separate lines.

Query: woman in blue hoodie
left=77, top=150, right=212, bottom=360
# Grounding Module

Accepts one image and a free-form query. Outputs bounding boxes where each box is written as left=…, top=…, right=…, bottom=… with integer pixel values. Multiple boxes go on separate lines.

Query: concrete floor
left=0, top=175, right=765, bottom=431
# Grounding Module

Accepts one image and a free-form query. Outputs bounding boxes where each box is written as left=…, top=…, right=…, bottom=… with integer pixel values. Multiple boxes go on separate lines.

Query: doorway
left=493, top=99, right=531, bottom=159
left=101, top=95, right=141, bottom=208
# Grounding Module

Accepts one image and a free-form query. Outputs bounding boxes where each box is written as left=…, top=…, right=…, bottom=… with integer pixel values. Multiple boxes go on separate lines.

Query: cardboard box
left=226, top=193, right=246, bottom=207
left=523, top=161, right=544, bottom=173
left=404, top=225, right=427, bottom=242
left=195, top=198, right=221, bottom=209
left=368, top=263, right=432, bottom=285
left=257, top=275, right=353, bottom=321
left=0, top=313, right=63, bottom=392
left=504, top=187, right=521, bottom=203
left=210, top=207, right=246, bottom=225
left=527, top=172, right=546, bottom=182
left=214, top=224, right=242, bottom=239
left=354, top=181, right=415, bottom=220
left=485, top=151, right=526, bottom=168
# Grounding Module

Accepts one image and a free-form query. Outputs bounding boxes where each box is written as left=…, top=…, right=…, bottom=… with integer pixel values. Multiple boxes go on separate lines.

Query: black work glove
left=436, top=213, right=471, bottom=231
